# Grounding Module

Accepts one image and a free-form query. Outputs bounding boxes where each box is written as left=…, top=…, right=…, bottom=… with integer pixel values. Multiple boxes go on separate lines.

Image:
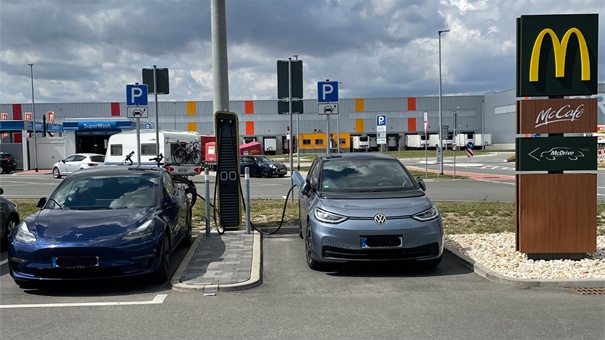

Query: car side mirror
left=292, top=171, right=311, bottom=196
left=37, top=197, right=47, bottom=208
left=416, top=177, right=426, bottom=191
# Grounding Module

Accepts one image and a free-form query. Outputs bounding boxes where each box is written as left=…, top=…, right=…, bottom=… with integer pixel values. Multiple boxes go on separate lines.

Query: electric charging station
left=214, top=111, right=241, bottom=229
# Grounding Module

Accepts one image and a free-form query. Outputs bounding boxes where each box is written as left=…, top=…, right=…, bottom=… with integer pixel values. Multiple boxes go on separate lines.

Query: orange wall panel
left=245, top=101, right=254, bottom=114
left=355, top=119, right=365, bottom=132
left=187, top=102, right=196, bottom=115
left=187, top=122, right=197, bottom=131
left=355, top=98, right=364, bottom=112
left=246, top=121, right=255, bottom=135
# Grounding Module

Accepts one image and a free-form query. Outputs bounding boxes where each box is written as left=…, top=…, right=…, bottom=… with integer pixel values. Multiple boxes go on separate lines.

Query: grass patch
left=12, top=199, right=605, bottom=236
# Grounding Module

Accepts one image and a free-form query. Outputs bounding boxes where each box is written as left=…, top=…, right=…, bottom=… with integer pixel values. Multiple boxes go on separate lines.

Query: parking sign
left=376, top=114, right=387, bottom=126
left=126, top=84, right=148, bottom=106
left=317, top=81, right=338, bottom=103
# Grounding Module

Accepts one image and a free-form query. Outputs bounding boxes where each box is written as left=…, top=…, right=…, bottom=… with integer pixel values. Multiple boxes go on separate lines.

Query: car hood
left=316, top=190, right=433, bottom=217
left=260, top=161, right=286, bottom=167
left=30, top=208, right=154, bottom=242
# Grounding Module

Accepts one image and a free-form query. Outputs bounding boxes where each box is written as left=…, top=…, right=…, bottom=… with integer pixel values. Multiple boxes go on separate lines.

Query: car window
left=307, top=158, right=321, bottom=188
left=241, top=156, right=253, bottom=163
left=319, top=158, right=415, bottom=191
left=64, top=155, right=77, bottom=162
left=162, top=172, right=175, bottom=198
left=89, top=155, right=105, bottom=162
left=258, top=156, right=272, bottom=163
left=73, top=155, right=86, bottom=162
left=49, top=175, right=158, bottom=209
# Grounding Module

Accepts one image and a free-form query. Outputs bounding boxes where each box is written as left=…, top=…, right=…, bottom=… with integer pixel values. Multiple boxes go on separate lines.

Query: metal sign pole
left=153, top=65, right=160, bottom=154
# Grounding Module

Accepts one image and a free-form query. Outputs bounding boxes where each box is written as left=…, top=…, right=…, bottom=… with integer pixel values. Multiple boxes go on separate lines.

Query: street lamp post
left=28, top=63, right=39, bottom=172
left=438, top=29, right=449, bottom=175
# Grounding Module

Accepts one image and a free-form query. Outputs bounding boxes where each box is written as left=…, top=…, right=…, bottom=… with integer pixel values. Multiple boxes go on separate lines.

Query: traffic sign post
left=424, top=112, right=428, bottom=178
left=126, top=84, right=149, bottom=167
left=376, top=114, right=387, bottom=152
left=318, top=80, right=339, bottom=154
left=467, top=141, right=474, bottom=160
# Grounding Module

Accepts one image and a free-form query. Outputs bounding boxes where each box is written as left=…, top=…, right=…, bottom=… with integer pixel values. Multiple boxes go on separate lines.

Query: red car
left=0, top=152, right=17, bottom=174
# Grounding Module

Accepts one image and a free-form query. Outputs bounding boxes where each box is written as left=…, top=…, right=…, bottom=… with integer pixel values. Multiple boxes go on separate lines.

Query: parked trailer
left=105, top=129, right=202, bottom=176
left=352, top=135, right=369, bottom=152
left=263, top=137, right=277, bottom=155
left=474, top=134, right=492, bottom=149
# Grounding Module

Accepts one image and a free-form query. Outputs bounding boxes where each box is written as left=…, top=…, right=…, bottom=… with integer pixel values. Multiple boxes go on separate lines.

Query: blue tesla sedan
left=8, top=166, right=192, bottom=288
left=293, top=153, right=444, bottom=270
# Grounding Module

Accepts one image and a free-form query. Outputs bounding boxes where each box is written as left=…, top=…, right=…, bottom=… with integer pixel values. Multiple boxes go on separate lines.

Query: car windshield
left=320, top=158, right=415, bottom=191
left=256, top=155, right=273, bottom=163
left=47, top=174, right=158, bottom=210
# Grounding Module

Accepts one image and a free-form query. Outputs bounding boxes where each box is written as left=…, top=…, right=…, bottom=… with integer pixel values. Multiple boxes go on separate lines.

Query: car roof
left=69, top=166, right=163, bottom=178
left=71, top=153, right=105, bottom=157
left=318, top=153, right=397, bottom=161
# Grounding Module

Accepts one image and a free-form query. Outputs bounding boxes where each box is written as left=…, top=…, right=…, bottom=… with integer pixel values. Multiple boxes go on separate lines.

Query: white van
left=104, top=129, right=202, bottom=176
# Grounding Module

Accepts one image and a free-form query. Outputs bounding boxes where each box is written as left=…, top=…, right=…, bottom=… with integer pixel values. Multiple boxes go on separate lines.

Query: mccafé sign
left=517, top=98, right=597, bottom=134
left=516, top=14, right=598, bottom=97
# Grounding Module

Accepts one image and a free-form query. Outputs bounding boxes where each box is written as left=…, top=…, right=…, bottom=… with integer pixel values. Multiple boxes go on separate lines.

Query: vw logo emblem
left=374, top=214, right=386, bottom=225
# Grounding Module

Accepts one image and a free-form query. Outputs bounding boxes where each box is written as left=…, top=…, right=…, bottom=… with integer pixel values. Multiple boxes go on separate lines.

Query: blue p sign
left=376, top=114, right=387, bottom=126
left=126, top=84, right=148, bottom=106
left=318, top=81, right=338, bottom=103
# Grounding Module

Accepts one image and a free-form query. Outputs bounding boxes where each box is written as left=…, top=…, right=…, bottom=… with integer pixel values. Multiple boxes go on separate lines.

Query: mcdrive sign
left=516, top=14, right=598, bottom=97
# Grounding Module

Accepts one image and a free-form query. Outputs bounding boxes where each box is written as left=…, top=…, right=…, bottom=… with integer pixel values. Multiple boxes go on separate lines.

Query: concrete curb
left=171, top=231, right=262, bottom=292
left=445, top=245, right=605, bottom=288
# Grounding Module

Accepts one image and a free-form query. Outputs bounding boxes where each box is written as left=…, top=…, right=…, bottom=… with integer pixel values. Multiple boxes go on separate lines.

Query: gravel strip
left=445, top=233, right=605, bottom=280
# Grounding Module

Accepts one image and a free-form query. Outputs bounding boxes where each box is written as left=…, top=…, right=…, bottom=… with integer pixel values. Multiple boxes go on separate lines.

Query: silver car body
left=52, top=153, right=105, bottom=179
left=297, top=153, right=444, bottom=269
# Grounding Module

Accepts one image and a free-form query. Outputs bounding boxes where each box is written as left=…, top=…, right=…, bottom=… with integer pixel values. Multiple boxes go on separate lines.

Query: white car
left=52, top=153, right=105, bottom=179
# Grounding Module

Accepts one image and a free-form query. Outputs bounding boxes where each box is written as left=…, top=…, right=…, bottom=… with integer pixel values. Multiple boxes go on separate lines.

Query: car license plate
left=361, top=236, right=402, bottom=248
left=52, top=256, right=99, bottom=268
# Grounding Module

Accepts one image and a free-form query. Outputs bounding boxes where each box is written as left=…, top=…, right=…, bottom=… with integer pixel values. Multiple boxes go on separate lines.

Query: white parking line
left=0, top=294, right=167, bottom=309
left=0, top=259, right=7, bottom=266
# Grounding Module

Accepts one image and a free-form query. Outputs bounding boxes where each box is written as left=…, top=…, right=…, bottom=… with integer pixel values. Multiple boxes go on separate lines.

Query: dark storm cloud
left=0, top=0, right=603, bottom=103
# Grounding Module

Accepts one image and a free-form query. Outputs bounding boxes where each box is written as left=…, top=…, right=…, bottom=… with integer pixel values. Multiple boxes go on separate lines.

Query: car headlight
left=14, top=221, right=37, bottom=244
left=412, top=206, right=440, bottom=221
left=314, top=207, right=348, bottom=224
left=269, top=164, right=276, bottom=169
left=121, top=220, right=155, bottom=241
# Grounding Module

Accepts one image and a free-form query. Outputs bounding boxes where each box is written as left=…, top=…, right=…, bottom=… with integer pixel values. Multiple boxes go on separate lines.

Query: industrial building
left=1, top=84, right=603, bottom=170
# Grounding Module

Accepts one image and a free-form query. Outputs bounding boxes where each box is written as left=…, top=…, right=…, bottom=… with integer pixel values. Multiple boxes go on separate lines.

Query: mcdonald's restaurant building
left=0, top=83, right=603, bottom=170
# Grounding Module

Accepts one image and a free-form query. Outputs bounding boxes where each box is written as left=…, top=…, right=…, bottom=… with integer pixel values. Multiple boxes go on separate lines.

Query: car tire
left=1, top=214, right=19, bottom=249
left=153, top=235, right=171, bottom=283
left=297, top=205, right=304, bottom=239
left=305, top=224, right=324, bottom=270
left=52, top=167, right=62, bottom=179
left=261, top=168, right=270, bottom=178
left=180, top=206, right=193, bottom=247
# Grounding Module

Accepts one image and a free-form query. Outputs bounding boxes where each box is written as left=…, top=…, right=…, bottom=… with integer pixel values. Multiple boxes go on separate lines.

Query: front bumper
left=310, top=216, right=444, bottom=263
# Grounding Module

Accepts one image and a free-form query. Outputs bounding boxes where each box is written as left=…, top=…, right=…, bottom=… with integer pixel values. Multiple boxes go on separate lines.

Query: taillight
left=88, top=163, right=99, bottom=167
left=166, top=166, right=175, bottom=172
left=194, top=167, right=202, bottom=173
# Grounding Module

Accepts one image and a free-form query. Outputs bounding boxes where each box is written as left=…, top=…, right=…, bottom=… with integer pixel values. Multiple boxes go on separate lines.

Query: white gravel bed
left=445, top=233, right=605, bottom=280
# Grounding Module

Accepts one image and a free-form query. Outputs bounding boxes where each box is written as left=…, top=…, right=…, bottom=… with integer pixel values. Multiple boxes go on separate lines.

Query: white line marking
left=0, top=258, right=7, bottom=266
left=0, top=294, right=167, bottom=309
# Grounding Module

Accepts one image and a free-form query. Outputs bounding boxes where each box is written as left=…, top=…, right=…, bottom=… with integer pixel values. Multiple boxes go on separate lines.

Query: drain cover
left=571, top=287, right=605, bottom=295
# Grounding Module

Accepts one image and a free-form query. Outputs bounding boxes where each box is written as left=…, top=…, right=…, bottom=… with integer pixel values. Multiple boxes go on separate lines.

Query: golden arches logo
left=529, top=27, right=590, bottom=82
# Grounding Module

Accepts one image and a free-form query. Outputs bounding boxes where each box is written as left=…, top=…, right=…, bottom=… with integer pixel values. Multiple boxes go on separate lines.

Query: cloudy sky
left=1, top=0, right=603, bottom=104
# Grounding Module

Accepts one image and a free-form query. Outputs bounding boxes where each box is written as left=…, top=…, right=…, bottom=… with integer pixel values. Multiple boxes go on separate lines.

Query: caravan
left=105, top=130, right=202, bottom=176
